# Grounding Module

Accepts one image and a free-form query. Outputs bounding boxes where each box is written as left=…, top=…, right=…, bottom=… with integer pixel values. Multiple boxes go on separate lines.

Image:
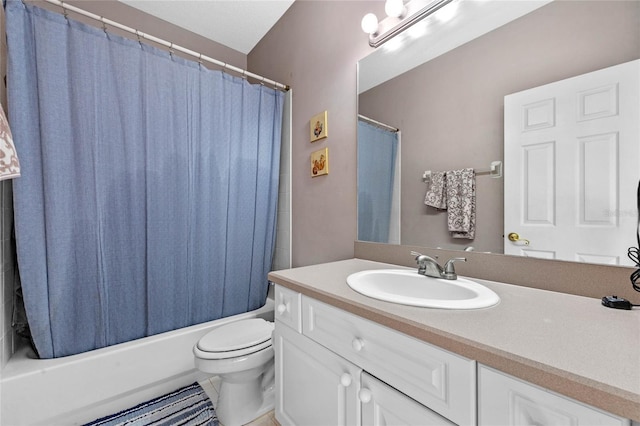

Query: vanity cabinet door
left=302, top=295, right=476, bottom=425
left=478, top=365, right=630, bottom=426
left=360, top=373, right=456, bottom=426
left=274, top=322, right=361, bottom=426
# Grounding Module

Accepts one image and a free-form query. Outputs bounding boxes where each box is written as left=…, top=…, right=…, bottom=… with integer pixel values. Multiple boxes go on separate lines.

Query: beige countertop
left=268, top=258, right=640, bottom=422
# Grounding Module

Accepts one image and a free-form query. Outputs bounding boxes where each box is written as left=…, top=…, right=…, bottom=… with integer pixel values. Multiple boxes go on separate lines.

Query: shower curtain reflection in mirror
left=357, top=118, right=400, bottom=244
left=6, top=0, right=284, bottom=359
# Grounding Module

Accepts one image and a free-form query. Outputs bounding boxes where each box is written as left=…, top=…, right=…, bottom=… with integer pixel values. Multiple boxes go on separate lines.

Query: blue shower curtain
left=5, top=1, right=284, bottom=358
left=358, top=120, right=398, bottom=243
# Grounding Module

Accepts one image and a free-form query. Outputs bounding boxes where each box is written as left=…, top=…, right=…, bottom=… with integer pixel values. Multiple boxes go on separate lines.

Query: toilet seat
left=195, top=318, right=274, bottom=360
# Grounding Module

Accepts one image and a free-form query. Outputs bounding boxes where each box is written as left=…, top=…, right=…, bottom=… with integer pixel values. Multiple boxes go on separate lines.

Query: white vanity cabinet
left=270, top=259, right=639, bottom=425
left=274, top=322, right=361, bottom=426
left=478, top=365, right=630, bottom=426
left=273, top=285, right=475, bottom=426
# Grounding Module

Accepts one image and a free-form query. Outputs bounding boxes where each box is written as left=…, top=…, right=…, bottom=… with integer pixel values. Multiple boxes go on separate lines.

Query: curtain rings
left=169, top=42, right=174, bottom=59
left=60, top=1, right=69, bottom=22
left=100, top=16, right=108, bottom=35
left=135, top=30, right=143, bottom=48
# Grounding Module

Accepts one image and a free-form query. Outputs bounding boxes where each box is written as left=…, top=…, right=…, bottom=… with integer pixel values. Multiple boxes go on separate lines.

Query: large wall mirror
left=357, top=0, right=640, bottom=266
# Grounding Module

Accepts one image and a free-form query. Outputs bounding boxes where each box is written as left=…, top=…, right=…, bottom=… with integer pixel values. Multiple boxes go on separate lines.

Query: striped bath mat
left=85, top=382, right=218, bottom=426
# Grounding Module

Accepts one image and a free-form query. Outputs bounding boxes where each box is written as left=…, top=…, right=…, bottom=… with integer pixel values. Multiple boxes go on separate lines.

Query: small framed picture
left=309, top=110, right=328, bottom=142
left=311, top=147, right=329, bottom=177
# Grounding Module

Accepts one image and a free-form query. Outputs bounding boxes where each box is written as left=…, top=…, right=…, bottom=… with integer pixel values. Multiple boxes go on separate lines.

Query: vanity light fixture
left=361, top=0, right=454, bottom=48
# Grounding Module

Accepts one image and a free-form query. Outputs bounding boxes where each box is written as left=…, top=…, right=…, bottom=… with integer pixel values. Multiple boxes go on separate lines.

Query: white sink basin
left=346, top=269, right=500, bottom=309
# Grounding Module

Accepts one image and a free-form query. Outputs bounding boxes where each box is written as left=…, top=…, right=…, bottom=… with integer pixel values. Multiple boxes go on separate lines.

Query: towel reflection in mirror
left=425, top=169, right=476, bottom=239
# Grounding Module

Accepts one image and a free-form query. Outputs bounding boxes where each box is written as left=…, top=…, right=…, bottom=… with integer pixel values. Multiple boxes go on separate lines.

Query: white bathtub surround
left=0, top=299, right=274, bottom=425
left=272, top=90, right=292, bottom=272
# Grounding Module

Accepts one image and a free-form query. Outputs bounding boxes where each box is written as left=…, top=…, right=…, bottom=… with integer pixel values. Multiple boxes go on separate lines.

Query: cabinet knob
left=340, top=373, right=352, bottom=387
left=352, top=338, right=364, bottom=352
left=276, top=303, right=287, bottom=315
left=358, top=388, right=372, bottom=403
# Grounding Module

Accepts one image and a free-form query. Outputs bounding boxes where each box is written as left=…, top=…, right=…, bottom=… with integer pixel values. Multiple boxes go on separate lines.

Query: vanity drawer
left=302, top=296, right=476, bottom=426
left=274, top=285, right=302, bottom=332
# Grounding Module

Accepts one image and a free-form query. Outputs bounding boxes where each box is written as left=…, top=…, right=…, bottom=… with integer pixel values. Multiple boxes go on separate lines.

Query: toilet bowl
left=193, top=318, right=275, bottom=426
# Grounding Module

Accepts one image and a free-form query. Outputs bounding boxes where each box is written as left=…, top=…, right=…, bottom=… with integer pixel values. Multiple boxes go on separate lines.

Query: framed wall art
left=309, top=110, right=328, bottom=142
left=311, top=147, right=329, bottom=177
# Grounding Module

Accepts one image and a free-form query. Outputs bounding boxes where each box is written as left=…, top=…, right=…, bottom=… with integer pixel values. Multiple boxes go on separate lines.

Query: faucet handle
left=442, top=257, right=467, bottom=280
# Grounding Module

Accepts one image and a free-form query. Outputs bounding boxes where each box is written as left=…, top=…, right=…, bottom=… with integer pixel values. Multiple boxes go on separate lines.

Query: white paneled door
left=504, top=60, right=640, bottom=265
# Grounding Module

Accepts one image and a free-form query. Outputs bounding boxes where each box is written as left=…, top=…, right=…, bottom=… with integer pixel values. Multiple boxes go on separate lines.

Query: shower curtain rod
left=358, top=114, right=399, bottom=132
left=41, top=0, right=290, bottom=91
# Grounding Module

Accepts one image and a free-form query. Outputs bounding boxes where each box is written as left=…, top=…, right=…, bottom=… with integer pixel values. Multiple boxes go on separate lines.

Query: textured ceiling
left=118, top=0, right=295, bottom=54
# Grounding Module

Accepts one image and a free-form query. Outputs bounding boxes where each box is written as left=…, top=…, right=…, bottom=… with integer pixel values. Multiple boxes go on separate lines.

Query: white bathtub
left=0, top=298, right=274, bottom=426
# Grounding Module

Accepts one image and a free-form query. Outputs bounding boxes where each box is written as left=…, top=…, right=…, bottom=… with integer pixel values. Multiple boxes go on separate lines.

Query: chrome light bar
left=369, top=0, right=454, bottom=48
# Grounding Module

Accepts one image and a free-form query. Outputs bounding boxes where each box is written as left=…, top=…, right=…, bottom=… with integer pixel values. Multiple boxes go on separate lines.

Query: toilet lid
left=197, top=318, right=274, bottom=354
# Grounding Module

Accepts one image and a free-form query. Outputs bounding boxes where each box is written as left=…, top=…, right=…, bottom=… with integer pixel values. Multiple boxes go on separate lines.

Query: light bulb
left=361, top=13, right=379, bottom=34
left=385, top=0, right=405, bottom=18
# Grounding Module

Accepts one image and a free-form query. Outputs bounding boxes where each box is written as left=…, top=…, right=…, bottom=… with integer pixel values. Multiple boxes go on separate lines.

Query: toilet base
left=215, top=363, right=275, bottom=426
left=227, top=385, right=274, bottom=425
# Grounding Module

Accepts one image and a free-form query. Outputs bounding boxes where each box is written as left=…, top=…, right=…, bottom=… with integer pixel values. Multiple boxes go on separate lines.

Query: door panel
left=504, top=59, right=640, bottom=265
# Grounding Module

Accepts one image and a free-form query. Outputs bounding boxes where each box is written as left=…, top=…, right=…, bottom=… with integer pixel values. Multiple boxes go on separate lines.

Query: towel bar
left=422, top=160, right=502, bottom=183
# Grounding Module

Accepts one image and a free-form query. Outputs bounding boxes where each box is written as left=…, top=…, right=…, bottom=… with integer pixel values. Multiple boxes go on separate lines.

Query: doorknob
left=507, top=232, right=530, bottom=245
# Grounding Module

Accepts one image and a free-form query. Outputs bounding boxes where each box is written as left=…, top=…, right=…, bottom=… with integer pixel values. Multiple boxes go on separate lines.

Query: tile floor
left=199, top=377, right=279, bottom=426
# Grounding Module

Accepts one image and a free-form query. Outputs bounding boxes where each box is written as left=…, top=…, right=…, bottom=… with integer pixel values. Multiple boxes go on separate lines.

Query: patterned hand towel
left=424, top=171, right=447, bottom=209
left=0, top=104, right=20, bottom=181
left=445, top=168, right=476, bottom=239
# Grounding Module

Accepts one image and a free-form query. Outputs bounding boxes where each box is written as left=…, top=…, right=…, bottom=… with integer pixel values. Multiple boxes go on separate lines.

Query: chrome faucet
left=411, top=251, right=442, bottom=278
left=411, top=251, right=467, bottom=280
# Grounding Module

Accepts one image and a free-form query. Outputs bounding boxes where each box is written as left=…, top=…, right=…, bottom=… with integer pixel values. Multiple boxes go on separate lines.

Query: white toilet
left=193, top=318, right=275, bottom=426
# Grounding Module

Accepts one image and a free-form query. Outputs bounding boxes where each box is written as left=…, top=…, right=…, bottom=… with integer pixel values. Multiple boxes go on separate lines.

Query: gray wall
left=249, top=1, right=383, bottom=267
left=250, top=0, right=640, bottom=265
left=359, top=1, right=640, bottom=253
